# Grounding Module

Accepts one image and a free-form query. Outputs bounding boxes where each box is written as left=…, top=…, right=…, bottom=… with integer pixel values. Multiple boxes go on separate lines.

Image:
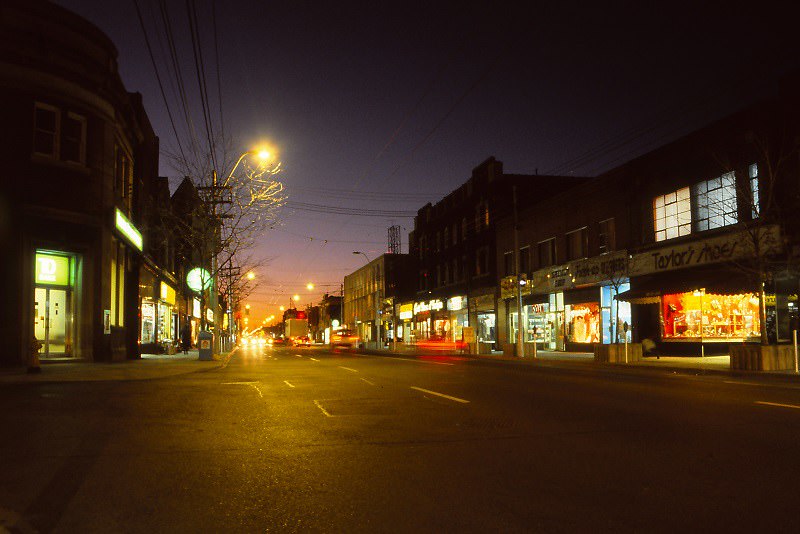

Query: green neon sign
left=186, top=267, right=213, bottom=292
left=115, top=208, right=143, bottom=251
left=35, top=253, right=70, bottom=286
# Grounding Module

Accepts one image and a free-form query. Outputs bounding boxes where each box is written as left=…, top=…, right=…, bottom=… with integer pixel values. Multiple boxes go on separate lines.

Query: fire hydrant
left=29, top=336, right=43, bottom=374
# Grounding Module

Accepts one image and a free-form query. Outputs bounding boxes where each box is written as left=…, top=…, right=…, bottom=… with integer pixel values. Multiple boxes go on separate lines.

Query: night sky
left=55, top=0, right=799, bottom=321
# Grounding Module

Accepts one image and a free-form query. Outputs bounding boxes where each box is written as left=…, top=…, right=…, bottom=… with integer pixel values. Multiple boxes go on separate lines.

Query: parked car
left=331, top=330, right=358, bottom=348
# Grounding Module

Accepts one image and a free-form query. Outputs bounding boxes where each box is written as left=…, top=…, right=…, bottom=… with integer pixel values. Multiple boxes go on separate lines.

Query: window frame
left=33, top=102, right=60, bottom=158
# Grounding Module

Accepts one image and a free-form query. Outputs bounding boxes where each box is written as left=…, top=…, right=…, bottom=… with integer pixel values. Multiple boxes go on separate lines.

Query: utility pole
left=513, top=185, right=524, bottom=358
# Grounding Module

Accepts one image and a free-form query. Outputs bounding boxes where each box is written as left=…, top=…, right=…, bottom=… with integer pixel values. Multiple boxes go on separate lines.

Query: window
left=654, top=187, right=691, bottom=242
left=519, top=246, right=530, bottom=274
left=598, top=218, right=615, bottom=254
left=538, top=238, right=556, bottom=268
left=436, top=231, right=441, bottom=252
left=476, top=247, right=490, bottom=276
left=475, top=201, right=489, bottom=231
left=453, top=258, right=459, bottom=282
left=566, top=227, right=588, bottom=260
left=750, top=163, right=759, bottom=219
left=115, top=145, right=133, bottom=208
left=452, top=223, right=458, bottom=245
left=461, top=218, right=468, bottom=240
left=61, top=113, right=87, bottom=164
left=692, top=172, right=737, bottom=231
left=419, top=235, right=427, bottom=260
left=443, top=228, right=449, bottom=248
left=443, top=263, right=450, bottom=285
left=503, top=251, right=515, bottom=276
left=33, top=103, right=59, bottom=157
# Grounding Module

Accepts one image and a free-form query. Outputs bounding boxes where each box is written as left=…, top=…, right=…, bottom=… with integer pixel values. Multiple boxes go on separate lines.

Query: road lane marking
left=294, top=354, right=303, bottom=358
left=383, top=356, right=454, bottom=366
left=339, top=366, right=359, bottom=373
left=410, top=386, right=469, bottom=404
left=756, top=401, right=800, bottom=410
left=220, top=381, right=263, bottom=397
left=284, top=380, right=295, bottom=388
left=314, top=400, right=332, bottom=417
left=309, top=357, right=320, bottom=362
left=359, top=377, right=375, bottom=386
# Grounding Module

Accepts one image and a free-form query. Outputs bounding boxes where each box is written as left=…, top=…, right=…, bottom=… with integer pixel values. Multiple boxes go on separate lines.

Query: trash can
left=198, top=330, right=214, bottom=361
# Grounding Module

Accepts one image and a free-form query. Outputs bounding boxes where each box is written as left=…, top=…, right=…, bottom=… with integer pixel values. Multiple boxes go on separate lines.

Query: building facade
left=0, top=2, right=158, bottom=364
left=408, top=157, right=590, bottom=352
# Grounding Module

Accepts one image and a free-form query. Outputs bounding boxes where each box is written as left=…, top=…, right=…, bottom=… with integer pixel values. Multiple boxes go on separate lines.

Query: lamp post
left=207, top=149, right=272, bottom=354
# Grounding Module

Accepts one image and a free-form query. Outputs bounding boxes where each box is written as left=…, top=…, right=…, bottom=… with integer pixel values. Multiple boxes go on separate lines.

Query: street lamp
left=246, top=271, right=255, bottom=280
left=353, top=251, right=370, bottom=262
left=306, top=283, right=315, bottom=290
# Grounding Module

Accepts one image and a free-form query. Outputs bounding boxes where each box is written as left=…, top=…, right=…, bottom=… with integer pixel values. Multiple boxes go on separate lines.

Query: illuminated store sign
left=186, top=267, right=213, bottom=293
left=115, top=208, right=143, bottom=251
left=192, top=298, right=201, bottom=319
left=447, top=296, right=466, bottom=311
left=206, top=308, right=214, bottom=322
left=35, top=253, right=69, bottom=286
left=399, top=304, right=413, bottom=320
left=160, top=282, right=176, bottom=305
left=414, top=300, right=443, bottom=315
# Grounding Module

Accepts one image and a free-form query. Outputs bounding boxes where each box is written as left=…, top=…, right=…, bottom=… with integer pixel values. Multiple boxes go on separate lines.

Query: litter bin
left=198, top=330, right=214, bottom=361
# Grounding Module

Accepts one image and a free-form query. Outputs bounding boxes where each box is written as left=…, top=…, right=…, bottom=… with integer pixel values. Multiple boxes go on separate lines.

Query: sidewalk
left=0, top=349, right=233, bottom=384
left=359, top=345, right=800, bottom=378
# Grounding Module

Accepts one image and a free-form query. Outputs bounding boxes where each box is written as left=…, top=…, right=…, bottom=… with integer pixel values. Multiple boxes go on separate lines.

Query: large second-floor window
left=654, top=187, right=691, bottom=242
left=598, top=218, right=615, bottom=254
left=33, top=103, right=59, bottom=157
left=503, top=251, right=514, bottom=276
left=33, top=103, right=87, bottom=165
left=566, top=227, right=588, bottom=261
left=538, top=238, right=556, bottom=268
left=519, top=246, right=530, bottom=274
left=476, top=247, right=490, bottom=276
left=750, top=163, right=760, bottom=219
left=692, top=172, right=737, bottom=231
left=61, top=113, right=87, bottom=164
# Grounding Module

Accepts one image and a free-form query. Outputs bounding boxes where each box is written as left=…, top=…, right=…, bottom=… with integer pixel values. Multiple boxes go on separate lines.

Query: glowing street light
left=306, top=283, right=314, bottom=290
left=293, top=294, right=300, bottom=302
left=279, top=305, right=285, bottom=311
left=246, top=271, right=255, bottom=280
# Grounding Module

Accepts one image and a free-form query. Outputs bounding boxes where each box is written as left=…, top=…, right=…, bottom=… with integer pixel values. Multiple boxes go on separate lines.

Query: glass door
left=33, top=287, right=71, bottom=357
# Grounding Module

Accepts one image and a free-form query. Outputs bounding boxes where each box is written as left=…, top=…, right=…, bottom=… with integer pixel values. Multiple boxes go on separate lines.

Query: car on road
left=267, top=336, right=286, bottom=346
left=331, top=329, right=359, bottom=348
left=292, top=335, right=311, bottom=347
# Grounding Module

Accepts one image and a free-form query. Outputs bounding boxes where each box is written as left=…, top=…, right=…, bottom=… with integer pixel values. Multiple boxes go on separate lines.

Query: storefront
left=447, top=296, right=469, bottom=342
left=398, top=303, right=413, bottom=343
left=619, top=228, right=783, bottom=353
left=33, top=251, right=79, bottom=359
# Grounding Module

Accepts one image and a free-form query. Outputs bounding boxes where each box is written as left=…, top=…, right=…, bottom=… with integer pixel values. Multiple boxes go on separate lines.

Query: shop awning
left=616, top=268, right=757, bottom=304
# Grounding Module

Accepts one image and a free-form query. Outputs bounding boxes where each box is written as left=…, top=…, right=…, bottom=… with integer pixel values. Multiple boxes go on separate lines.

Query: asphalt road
left=2, top=345, right=800, bottom=533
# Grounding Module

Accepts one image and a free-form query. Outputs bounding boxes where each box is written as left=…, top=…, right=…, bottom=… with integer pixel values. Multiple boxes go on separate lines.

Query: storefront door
left=34, top=287, right=71, bottom=357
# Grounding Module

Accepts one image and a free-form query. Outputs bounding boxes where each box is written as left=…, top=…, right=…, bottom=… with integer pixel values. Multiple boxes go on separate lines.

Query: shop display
left=661, top=292, right=760, bottom=341
left=566, top=302, right=600, bottom=343
left=141, top=300, right=155, bottom=344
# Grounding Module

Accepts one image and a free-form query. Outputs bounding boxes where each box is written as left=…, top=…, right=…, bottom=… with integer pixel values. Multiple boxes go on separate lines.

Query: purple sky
left=56, top=0, right=799, bottom=321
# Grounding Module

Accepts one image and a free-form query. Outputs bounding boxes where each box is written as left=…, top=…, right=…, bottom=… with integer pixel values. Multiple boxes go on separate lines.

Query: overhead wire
left=185, top=0, right=218, bottom=172
left=132, top=0, right=188, bottom=165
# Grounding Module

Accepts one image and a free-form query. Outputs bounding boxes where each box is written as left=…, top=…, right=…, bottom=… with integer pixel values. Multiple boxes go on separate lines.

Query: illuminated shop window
left=692, top=172, right=738, bottom=231
left=661, top=292, right=760, bottom=341
left=565, top=302, right=600, bottom=343
left=654, top=187, right=691, bottom=242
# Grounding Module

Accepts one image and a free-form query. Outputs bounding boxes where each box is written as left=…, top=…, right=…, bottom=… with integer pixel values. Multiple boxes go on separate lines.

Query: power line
left=185, top=0, right=218, bottom=172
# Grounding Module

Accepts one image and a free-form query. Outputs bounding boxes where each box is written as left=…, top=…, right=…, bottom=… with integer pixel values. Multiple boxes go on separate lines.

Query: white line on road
left=410, top=386, right=469, bottom=404
left=339, top=366, right=359, bottom=373
left=309, top=357, right=320, bottom=362
left=314, top=400, right=332, bottom=417
left=220, top=381, right=263, bottom=398
left=756, top=401, right=800, bottom=410
left=284, top=380, right=295, bottom=388
left=359, top=377, right=375, bottom=386
left=384, top=356, right=454, bottom=366
left=294, top=354, right=303, bottom=358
